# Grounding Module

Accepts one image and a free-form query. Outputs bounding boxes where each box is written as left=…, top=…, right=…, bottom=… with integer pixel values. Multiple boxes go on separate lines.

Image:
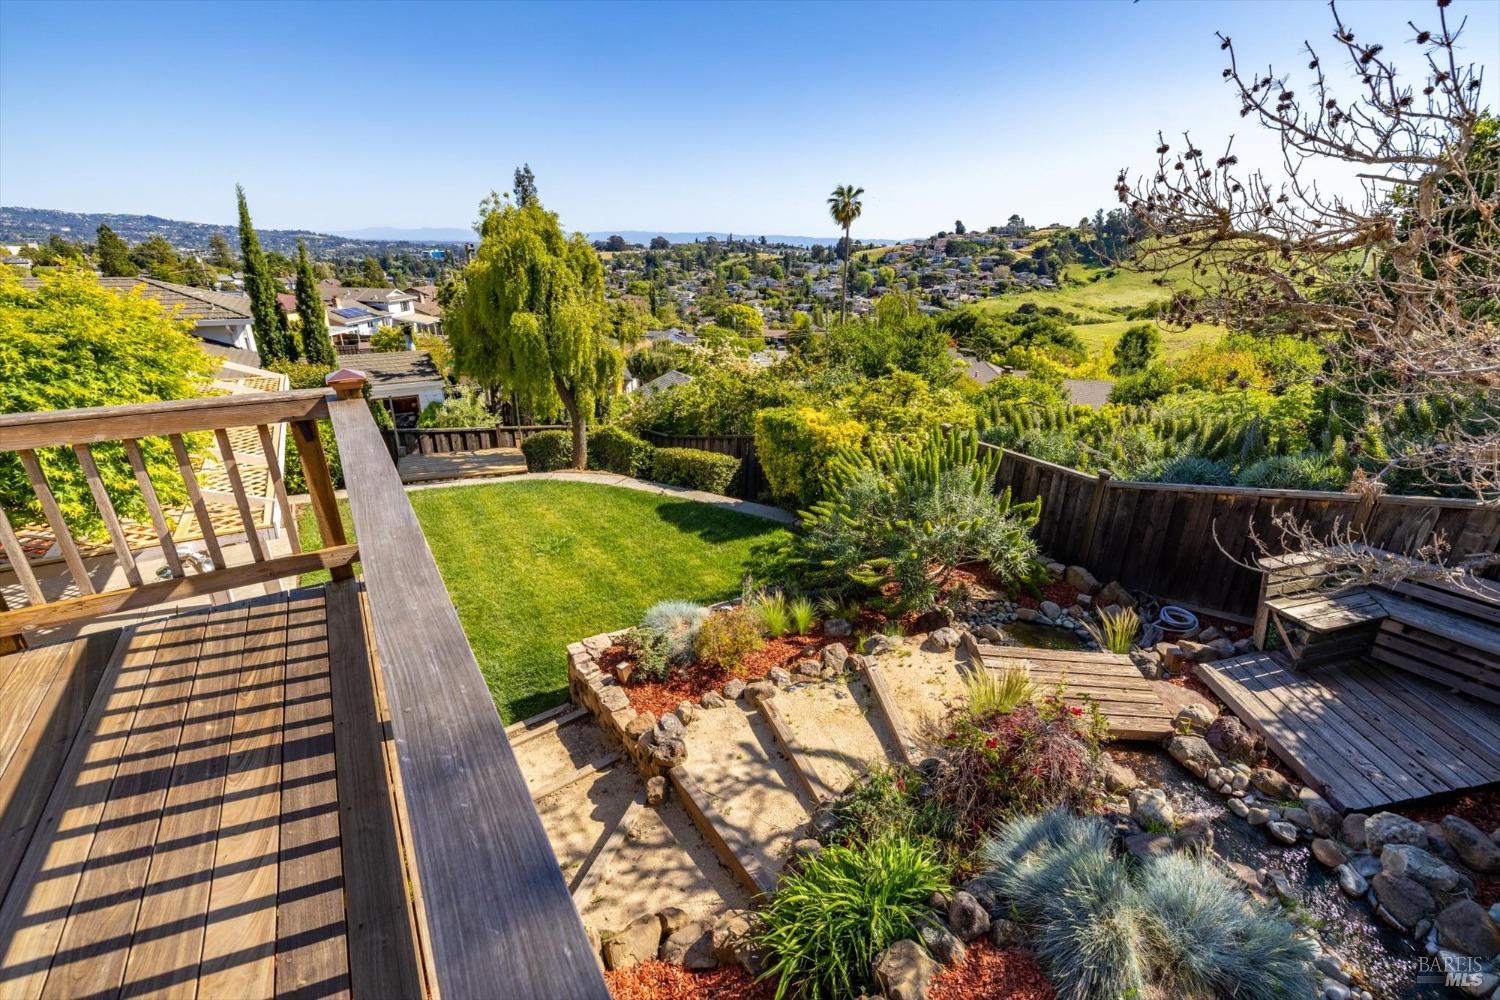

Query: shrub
left=757, top=834, right=949, bottom=1000
left=977, top=810, right=1116, bottom=922
left=755, top=406, right=866, bottom=509
left=417, top=387, right=491, bottom=428
left=520, top=429, right=573, bottom=472
left=1152, top=453, right=1233, bottom=485
left=1033, top=845, right=1148, bottom=1000
left=822, top=765, right=954, bottom=848
left=753, top=591, right=790, bottom=637
left=650, top=446, right=740, bottom=494
left=1107, top=363, right=1177, bottom=405
left=641, top=600, right=708, bottom=664
left=588, top=425, right=654, bottom=477
left=1235, top=451, right=1348, bottom=491
left=929, top=696, right=1107, bottom=839
left=964, top=664, right=1035, bottom=718
left=1084, top=606, right=1139, bottom=654
left=620, top=626, right=672, bottom=683
left=693, top=606, right=764, bottom=671
left=787, top=595, right=816, bottom=635
left=1138, top=854, right=1316, bottom=999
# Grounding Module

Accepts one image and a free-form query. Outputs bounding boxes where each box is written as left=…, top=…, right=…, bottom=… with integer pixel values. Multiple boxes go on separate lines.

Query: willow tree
left=447, top=197, right=621, bottom=468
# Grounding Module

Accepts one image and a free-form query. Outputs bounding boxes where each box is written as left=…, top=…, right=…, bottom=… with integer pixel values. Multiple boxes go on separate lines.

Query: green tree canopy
left=1111, top=323, right=1163, bottom=376
left=236, top=184, right=293, bottom=363
left=359, top=256, right=388, bottom=287
left=447, top=197, right=622, bottom=468
left=295, top=240, right=335, bottom=365
left=371, top=324, right=410, bottom=352
left=715, top=302, right=764, bottom=335
left=0, top=268, right=215, bottom=537
left=208, top=232, right=238, bottom=271
left=95, top=224, right=134, bottom=277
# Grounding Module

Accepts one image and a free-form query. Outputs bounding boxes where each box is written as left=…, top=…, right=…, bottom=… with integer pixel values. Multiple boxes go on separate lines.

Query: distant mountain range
left=582, top=230, right=899, bottom=248
left=331, top=226, right=473, bottom=242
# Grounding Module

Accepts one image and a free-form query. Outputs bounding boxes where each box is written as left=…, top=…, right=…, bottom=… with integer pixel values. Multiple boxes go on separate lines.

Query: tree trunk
left=841, top=226, right=851, bottom=324
left=555, top=378, right=587, bottom=470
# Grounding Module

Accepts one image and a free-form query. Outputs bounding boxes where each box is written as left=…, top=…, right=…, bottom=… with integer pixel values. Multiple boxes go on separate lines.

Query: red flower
left=1069, top=705, right=1085, bottom=716
left=985, top=737, right=999, bottom=749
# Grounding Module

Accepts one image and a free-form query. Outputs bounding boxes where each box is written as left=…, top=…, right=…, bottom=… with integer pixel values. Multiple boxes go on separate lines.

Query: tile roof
left=1062, top=379, right=1116, bottom=408
left=348, top=351, right=442, bottom=387
left=19, top=276, right=252, bottom=321
left=638, top=370, right=694, bottom=396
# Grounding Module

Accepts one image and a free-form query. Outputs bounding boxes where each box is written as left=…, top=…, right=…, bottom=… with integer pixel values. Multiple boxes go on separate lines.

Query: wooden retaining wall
left=986, top=445, right=1500, bottom=620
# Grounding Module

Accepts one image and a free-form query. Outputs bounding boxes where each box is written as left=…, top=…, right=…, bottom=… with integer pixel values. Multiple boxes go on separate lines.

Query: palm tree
left=827, top=184, right=864, bottom=324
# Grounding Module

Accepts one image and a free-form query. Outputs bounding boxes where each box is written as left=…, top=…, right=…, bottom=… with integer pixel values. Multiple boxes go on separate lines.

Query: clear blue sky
left=1, top=0, right=1495, bottom=239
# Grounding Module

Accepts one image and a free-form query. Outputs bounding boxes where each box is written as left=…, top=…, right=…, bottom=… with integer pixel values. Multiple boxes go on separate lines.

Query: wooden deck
left=0, top=584, right=424, bottom=998
left=962, top=637, right=1176, bottom=740
left=1197, top=650, right=1500, bottom=812
left=396, top=447, right=526, bottom=484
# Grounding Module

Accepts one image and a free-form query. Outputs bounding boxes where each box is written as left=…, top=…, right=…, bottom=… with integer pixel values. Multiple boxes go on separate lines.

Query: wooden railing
left=0, top=389, right=356, bottom=637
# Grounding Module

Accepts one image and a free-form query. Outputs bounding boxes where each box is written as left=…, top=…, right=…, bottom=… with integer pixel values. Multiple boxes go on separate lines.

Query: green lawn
left=299, top=480, right=790, bottom=723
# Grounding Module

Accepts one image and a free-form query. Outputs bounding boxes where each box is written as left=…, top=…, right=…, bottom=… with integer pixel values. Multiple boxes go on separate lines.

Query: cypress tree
left=296, top=240, right=335, bottom=365
left=236, top=184, right=289, bottom=363
left=95, top=224, right=134, bottom=277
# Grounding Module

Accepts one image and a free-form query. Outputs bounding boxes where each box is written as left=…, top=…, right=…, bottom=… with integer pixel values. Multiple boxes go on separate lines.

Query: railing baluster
left=213, top=428, right=268, bottom=563
left=0, top=500, right=45, bottom=606
left=257, top=424, right=301, bottom=554
left=169, top=434, right=226, bottom=570
left=16, top=450, right=95, bottom=596
left=71, top=444, right=142, bottom=587
left=122, top=438, right=184, bottom=578
left=289, top=419, right=353, bottom=582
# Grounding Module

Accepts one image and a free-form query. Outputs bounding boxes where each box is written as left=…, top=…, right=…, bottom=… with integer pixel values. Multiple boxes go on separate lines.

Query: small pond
left=993, top=621, right=1089, bottom=651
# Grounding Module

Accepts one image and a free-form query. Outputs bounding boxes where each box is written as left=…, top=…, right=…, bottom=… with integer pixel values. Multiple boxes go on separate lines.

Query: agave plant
left=1083, top=605, right=1139, bottom=654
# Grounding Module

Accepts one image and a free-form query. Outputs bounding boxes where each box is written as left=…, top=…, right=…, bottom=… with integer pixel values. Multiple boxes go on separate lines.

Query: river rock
left=1283, top=808, right=1315, bottom=832
left=1247, top=807, right=1272, bottom=826
left=1382, top=844, right=1462, bottom=892
left=1227, top=797, right=1250, bottom=818
left=1371, top=873, right=1437, bottom=930
left=1036, top=600, right=1062, bottom=622
left=1268, top=820, right=1300, bottom=845
left=1336, top=863, right=1369, bottom=897
left=1299, top=792, right=1341, bottom=838
left=1342, top=813, right=1369, bottom=850
left=975, top=623, right=1004, bottom=643
left=1442, top=815, right=1500, bottom=874
left=925, top=627, right=960, bottom=652
left=1206, top=715, right=1261, bottom=763
left=1174, top=703, right=1218, bottom=732
left=1168, top=734, right=1221, bottom=778
left=1366, top=812, right=1428, bottom=853
left=1353, top=854, right=1384, bottom=878
left=1312, top=839, right=1349, bottom=867
left=823, top=617, right=852, bottom=638
left=1436, top=899, right=1500, bottom=959
left=1101, top=755, right=1138, bottom=793
left=712, top=909, right=768, bottom=975
left=1129, top=786, right=1177, bottom=829
left=661, top=920, right=717, bottom=969
left=602, top=912, right=664, bottom=970
left=1251, top=767, right=1296, bottom=800
left=916, top=914, right=966, bottom=966
left=820, top=643, right=849, bottom=673
left=947, top=891, right=990, bottom=942
left=1065, top=565, right=1100, bottom=593
left=1015, top=607, right=1040, bottom=623
left=872, top=939, right=938, bottom=1000
left=1097, top=580, right=1136, bottom=609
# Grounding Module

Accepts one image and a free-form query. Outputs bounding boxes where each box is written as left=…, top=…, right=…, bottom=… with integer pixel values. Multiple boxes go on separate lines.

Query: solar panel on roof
left=334, top=307, right=367, bottom=318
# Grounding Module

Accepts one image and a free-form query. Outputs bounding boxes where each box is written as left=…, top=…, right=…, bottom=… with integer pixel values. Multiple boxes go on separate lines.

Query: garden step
left=767, top=675, right=909, bottom=797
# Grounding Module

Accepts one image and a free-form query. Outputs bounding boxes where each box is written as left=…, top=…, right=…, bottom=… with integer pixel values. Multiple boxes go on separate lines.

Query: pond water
left=1123, top=750, right=1443, bottom=1000
left=992, top=621, right=1089, bottom=651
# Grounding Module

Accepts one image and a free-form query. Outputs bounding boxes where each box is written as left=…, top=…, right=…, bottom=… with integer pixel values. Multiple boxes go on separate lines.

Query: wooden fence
left=397, top=424, right=568, bottom=455
left=640, top=431, right=767, bottom=500
left=985, top=445, right=1500, bottom=620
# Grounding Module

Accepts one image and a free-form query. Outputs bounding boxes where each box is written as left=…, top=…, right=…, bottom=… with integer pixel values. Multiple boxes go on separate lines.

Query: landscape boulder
left=822, top=618, right=853, bottom=638
left=947, top=891, right=991, bottom=942
left=1437, top=899, right=1500, bottom=960
left=872, top=939, right=939, bottom=1000
left=602, top=912, right=665, bottom=970
left=660, top=920, right=717, bottom=969
left=1175, top=817, right=1214, bottom=853
left=645, top=775, right=667, bottom=806
left=744, top=680, right=777, bottom=705
left=1206, top=715, right=1261, bottom=763
left=1251, top=767, right=1295, bottom=800
left=650, top=738, right=687, bottom=769
left=1096, top=580, right=1136, bottom=610
left=925, top=627, right=961, bottom=652
left=675, top=700, right=697, bottom=725
left=1371, top=873, right=1436, bottom=930
left=1100, top=755, right=1138, bottom=793
left=1064, top=565, right=1100, bottom=593
left=711, top=909, right=768, bottom=976
left=915, top=914, right=966, bottom=966
left=1341, top=813, right=1369, bottom=850
left=1167, top=734, right=1221, bottom=778
left=767, top=666, right=792, bottom=688
left=1128, top=786, right=1177, bottom=830
left=1442, top=815, right=1500, bottom=874
left=1038, top=600, right=1063, bottom=621
left=1312, top=838, right=1349, bottom=868
left=1366, top=812, right=1428, bottom=854
left=722, top=679, right=746, bottom=700
left=794, top=658, right=822, bottom=678
left=1174, top=703, right=1217, bottom=732
left=625, top=712, right=657, bottom=740
left=863, top=634, right=897, bottom=656
left=699, top=690, right=726, bottom=709
left=657, top=713, right=685, bottom=738
left=1381, top=844, right=1462, bottom=893
left=821, top=643, right=850, bottom=674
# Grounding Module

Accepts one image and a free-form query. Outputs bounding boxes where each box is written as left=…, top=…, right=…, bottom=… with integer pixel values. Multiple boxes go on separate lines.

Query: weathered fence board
left=984, top=445, right=1500, bottom=619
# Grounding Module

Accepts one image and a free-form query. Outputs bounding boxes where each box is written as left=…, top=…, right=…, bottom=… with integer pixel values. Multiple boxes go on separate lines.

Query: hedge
left=651, top=447, right=740, bottom=495
left=754, top=405, right=866, bottom=509
left=520, top=429, right=574, bottom=472
left=589, top=425, right=655, bottom=477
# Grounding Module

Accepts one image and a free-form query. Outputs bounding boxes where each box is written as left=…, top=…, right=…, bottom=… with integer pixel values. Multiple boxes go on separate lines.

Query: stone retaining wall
left=566, top=628, right=669, bottom=776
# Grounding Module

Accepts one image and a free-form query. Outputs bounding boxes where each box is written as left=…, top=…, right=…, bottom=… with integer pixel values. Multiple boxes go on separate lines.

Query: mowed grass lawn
left=298, top=480, right=790, bottom=724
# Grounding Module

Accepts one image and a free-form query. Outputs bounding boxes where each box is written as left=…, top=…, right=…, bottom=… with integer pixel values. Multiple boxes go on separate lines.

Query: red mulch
left=1013, top=582, right=1083, bottom=611
left=602, top=634, right=830, bottom=718
left=926, top=940, right=1055, bottom=1000
left=604, top=961, right=772, bottom=1000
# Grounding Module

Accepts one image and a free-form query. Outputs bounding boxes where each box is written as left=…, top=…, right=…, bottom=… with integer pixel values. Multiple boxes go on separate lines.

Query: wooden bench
left=1264, top=589, right=1388, bottom=668
left=1370, top=589, right=1500, bottom=705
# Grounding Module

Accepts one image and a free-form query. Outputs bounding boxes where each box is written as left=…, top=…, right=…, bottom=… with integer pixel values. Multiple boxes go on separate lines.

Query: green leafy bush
left=620, top=626, right=672, bottom=683
left=417, top=387, right=491, bottom=428
left=1152, top=454, right=1233, bottom=485
left=754, top=406, right=866, bottom=509
left=790, top=430, right=1041, bottom=610
left=520, top=429, right=573, bottom=472
left=1235, top=452, right=1348, bottom=491
left=588, top=425, right=654, bottom=477
left=823, top=766, right=956, bottom=856
left=641, top=600, right=708, bottom=664
left=692, top=606, right=764, bottom=672
left=758, top=834, right=949, bottom=1000
left=650, top=446, right=740, bottom=494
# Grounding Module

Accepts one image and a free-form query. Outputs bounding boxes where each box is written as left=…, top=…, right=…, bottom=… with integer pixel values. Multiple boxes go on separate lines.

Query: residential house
left=646, top=328, right=697, bottom=347
left=635, top=369, right=693, bottom=397
left=356, top=350, right=447, bottom=427
left=20, top=276, right=258, bottom=353
left=320, top=284, right=440, bottom=349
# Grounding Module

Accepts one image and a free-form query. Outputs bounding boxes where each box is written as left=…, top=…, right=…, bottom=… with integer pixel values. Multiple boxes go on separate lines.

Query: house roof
left=1062, top=379, right=1115, bottom=408
left=350, top=351, right=442, bottom=389
left=20, top=276, right=252, bottom=322
left=328, top=305, right=381, bottom=326
left=320, top=283, right=416, bottom=305
left=638, top=370, right=693, bottom=396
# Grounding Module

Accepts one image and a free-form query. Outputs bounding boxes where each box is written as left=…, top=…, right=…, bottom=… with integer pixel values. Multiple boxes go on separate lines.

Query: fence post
left=1080, top=470, right=1112, bottom=568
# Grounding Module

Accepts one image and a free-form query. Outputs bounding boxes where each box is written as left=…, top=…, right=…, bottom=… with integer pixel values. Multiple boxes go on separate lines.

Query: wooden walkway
left=397, top=447, right=526, bottom=484
left=0, top=584, right=424, bottom=999
left=962, top=637, right=1175, bottom=740
left=1197, top=651, right=1500, bottom=812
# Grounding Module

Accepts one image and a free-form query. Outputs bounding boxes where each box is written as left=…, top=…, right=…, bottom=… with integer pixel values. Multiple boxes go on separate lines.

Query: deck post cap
left=326, top=368, right=369, bottom=398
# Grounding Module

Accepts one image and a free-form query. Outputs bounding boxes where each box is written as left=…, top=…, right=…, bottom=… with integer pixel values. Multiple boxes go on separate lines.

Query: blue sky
left=1, top=0, right=1495, bottom=239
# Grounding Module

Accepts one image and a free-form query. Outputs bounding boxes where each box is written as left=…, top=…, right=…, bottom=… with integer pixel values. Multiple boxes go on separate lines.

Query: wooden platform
left=1197, top=650, right=1500, bottom=812
left=963, top=638, right=1175, bottom=740
left=396, top=447, right=526, bottom=484
left=0, top=585, right=424, bottom=999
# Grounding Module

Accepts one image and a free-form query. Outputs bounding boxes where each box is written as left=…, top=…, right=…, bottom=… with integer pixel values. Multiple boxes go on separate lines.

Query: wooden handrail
left=0, top=389, right=329, bottom=450
left=325, top=372, right=607, bottom=999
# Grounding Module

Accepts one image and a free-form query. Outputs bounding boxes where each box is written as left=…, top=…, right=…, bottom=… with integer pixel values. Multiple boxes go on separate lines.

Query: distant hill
left=0, top=206, right=457, bottom=259
left=332, top=226, right=472, bottom=242
left=583, top=230, right=898, bottom=248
